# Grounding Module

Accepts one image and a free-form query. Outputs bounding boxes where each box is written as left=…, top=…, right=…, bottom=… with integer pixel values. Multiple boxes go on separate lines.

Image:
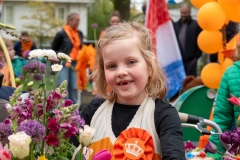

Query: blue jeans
left=57, top=61, right=78, bottom=103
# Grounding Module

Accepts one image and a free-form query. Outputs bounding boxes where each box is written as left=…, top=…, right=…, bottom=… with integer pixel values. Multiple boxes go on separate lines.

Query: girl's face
left=103, top=38, right=150, bottom=105
left=109, top=16, right=120, bottom=26
left=8, top=46, right=15, bottom=60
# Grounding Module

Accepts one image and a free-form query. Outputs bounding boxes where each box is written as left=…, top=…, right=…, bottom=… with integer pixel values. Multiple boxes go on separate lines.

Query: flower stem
left=93, top=28, right=97, bottom=46
left=30, top=142, right=34, bottom=160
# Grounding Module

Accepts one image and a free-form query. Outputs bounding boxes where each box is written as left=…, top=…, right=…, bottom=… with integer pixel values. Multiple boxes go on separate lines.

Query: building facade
left=1, top=0, right=94, bottom=46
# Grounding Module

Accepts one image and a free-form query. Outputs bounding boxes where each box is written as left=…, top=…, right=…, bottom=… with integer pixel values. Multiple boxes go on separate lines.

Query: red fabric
left=145, top=0, right=170, bottom=54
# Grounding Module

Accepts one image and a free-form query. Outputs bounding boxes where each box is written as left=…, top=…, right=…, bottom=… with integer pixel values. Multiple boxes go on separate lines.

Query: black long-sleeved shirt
left=73, top=98, right=185, bottom=160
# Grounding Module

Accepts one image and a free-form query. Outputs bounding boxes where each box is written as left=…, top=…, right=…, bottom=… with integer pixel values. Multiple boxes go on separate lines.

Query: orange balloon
left=218, top=0, right=240, bottom=9
left=190, top=0, right=216, bottom=9
left=220, top=4, right=240, bottom=22
left=218, top=51, right=225, bottom=65
left=197, top=30, right=223, bottom=54
left=222, top=58, right=233, bottom=72
left=197, top=2, right=226, bottom=31
left=201, top=63, right=223, bottom=89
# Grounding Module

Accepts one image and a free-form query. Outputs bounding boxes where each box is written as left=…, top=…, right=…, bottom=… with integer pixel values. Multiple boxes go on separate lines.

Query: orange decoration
left=201, top=63, right=223, bottom=89
left=221, top=4, right=240, bottom=22
left=113, top=128, right=155, bottom=160
left=222, top=58, right=233, bottom=72
left=218, top=51, right=225, bottom=65
left=221, top=49, right=235, bottom=60
left=197, top=2, right=226, bottom=31
left=190, top=0, right=216, bottom=9
left=197, top=30, right=222, bottom=54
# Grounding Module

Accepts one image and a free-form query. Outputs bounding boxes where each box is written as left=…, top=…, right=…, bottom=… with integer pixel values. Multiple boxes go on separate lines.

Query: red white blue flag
left=145, top=0, right=186, bottom=99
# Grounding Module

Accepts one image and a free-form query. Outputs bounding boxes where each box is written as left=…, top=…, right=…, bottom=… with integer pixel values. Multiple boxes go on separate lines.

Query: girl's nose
left=116, top=68, right=128, bottom=77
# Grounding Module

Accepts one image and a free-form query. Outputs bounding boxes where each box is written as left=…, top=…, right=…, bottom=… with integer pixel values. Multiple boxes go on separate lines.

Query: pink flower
left=0, top=143, right=11, bottom=160
left=93, top=149, right=112, bottom=160
left=228, top=94, right=240, bottom=106
left=44, top=134, right=59, bottom=147
left=47, top=118, right=60, bottom=134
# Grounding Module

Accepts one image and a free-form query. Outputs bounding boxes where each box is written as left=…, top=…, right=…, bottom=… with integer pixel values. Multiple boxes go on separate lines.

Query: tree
left=21, top=0, right=64, bottom=48
left=87, top=0, right=114, bottom=40
left=111, top=0, right=131, bottom=20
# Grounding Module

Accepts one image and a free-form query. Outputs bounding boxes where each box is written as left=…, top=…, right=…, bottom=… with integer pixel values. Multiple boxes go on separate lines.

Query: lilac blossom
left=23, top=50, right=31, bottom=59
left=18, top=120, right=46, bottom=142
left=23, top=60, right=46, bottom=74
left=0, top=122, right=13, bottom=145
left=0, top=62, right=3, bottom=70
left=68, top=109, right=85, bottom=127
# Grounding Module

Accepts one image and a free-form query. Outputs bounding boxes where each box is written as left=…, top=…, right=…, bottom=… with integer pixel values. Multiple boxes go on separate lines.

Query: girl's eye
left=127, top=60, right=135, bottom=65
left=107, top=64, right=116, bottom=69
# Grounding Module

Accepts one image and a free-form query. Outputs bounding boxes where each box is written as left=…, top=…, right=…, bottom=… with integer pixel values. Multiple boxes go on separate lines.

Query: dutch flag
left=145, top=0, right=186, bottom=99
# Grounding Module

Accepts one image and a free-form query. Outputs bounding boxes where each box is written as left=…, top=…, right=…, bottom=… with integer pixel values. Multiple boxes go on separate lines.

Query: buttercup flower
left=8, top=131, right=32, bottom=159
left=79, top=125, right=95, bottom=146
left=51, top=64, right=63, bottom=72
left=38, top=155, right=48, bottom=160
left=57, top=52, right=71, bottom=62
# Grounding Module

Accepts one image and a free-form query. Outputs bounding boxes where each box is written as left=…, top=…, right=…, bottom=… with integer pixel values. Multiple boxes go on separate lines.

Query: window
left=6, top=6, right=13, bottom=23
left=58, top=8, right=64, bottom=20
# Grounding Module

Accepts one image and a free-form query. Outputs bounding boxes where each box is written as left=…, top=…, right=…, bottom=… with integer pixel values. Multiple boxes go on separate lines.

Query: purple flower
left=221, top=131, right=233, bottom=144
left=205, top=141, right=217, bottom=153
left=47, top=118, right=60, bottom=135
left=33, top=74, right=43, bottom=81
left=18, top=120, right=46, bottom=142
left=68, top=109, right=85, bottom=127
left=23, top=60, right=46, bottom=74
left=91, top=23, right=98, bottom=28
left=62, top=99, right=73, bottom=107
left=0, top=122, right=13, bottom=145
left=184, top=141, right=196, bottom=151
left=23, top=50, right=31, bottom=59
left=232, top=132, right=240, bottom=144
left=0, top=62, right=3, bottom=70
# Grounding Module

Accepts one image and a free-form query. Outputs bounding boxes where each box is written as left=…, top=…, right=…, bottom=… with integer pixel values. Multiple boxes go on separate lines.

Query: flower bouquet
left=185, top=141, right=206, bottom=159
left=0, top=49, right=94, bottom=160
left=204, top=94, right=240, bottom=160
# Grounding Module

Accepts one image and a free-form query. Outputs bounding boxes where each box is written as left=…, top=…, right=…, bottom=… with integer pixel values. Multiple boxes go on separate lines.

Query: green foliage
left=21, top=0, right=64, bottom=48
left=168, top=0, right=191, bottom=9
left=87, top=0, right=114, bottom=40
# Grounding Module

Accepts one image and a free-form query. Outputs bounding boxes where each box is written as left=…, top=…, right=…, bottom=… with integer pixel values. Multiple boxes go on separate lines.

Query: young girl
left=79, top=21, right=185, bottom=159
left=206, top=42, right=240, bottom=160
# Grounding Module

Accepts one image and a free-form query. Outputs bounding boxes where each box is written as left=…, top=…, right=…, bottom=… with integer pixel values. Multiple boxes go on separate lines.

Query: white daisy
left=42, top=49, right=57, bottom=60
left=51, top=64, right=63, bottom=72
left=57, top=52, right=71, bottom=62
left=28, top=49, right=44, bottom=59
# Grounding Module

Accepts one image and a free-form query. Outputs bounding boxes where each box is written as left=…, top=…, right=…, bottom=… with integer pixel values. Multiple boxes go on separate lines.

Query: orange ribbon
left=113, top=128, right=155, bottom=160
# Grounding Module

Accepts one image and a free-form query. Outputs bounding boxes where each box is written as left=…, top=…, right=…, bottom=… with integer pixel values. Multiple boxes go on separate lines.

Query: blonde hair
left=0, top=38, right=13, bottom=51
left=233, top=42, right=240, bottom=62
left=92, top=21, right=167, bottom=102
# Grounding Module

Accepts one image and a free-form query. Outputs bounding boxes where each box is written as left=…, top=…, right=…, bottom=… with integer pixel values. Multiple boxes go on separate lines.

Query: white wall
left=1, top=0, right=94, bottom=41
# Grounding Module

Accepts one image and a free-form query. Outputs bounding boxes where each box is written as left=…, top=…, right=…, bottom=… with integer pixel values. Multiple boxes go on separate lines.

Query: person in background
left=72, top=21, right=185, bottom=159
left=52, top=12, right=83, bottom=103
left=0, top=38, right=27, bottom=86
left=99, top=11, right=122, bottom=37
left=206, top=41, right=240, bottom=160
left=174, top=4, right=202, bottom=77
left=14, top=31, right=37, bottom=57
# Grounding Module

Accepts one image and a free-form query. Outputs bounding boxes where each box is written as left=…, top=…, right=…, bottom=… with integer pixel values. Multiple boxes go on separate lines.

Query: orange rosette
left=113, top=128, right=154, bottom=160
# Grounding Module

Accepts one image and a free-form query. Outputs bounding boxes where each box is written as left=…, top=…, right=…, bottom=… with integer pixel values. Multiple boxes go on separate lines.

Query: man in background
left=52, top=12, right=83, bottom=103
left=174, top=4, right=202, bottom=77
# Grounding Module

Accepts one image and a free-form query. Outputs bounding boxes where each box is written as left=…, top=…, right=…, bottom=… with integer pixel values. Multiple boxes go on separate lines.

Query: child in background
left=0, top=38, right=27, bottom=86
left=77, top=21, right=185, bottom=159
left=207, top=41, right=240, bottom=160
